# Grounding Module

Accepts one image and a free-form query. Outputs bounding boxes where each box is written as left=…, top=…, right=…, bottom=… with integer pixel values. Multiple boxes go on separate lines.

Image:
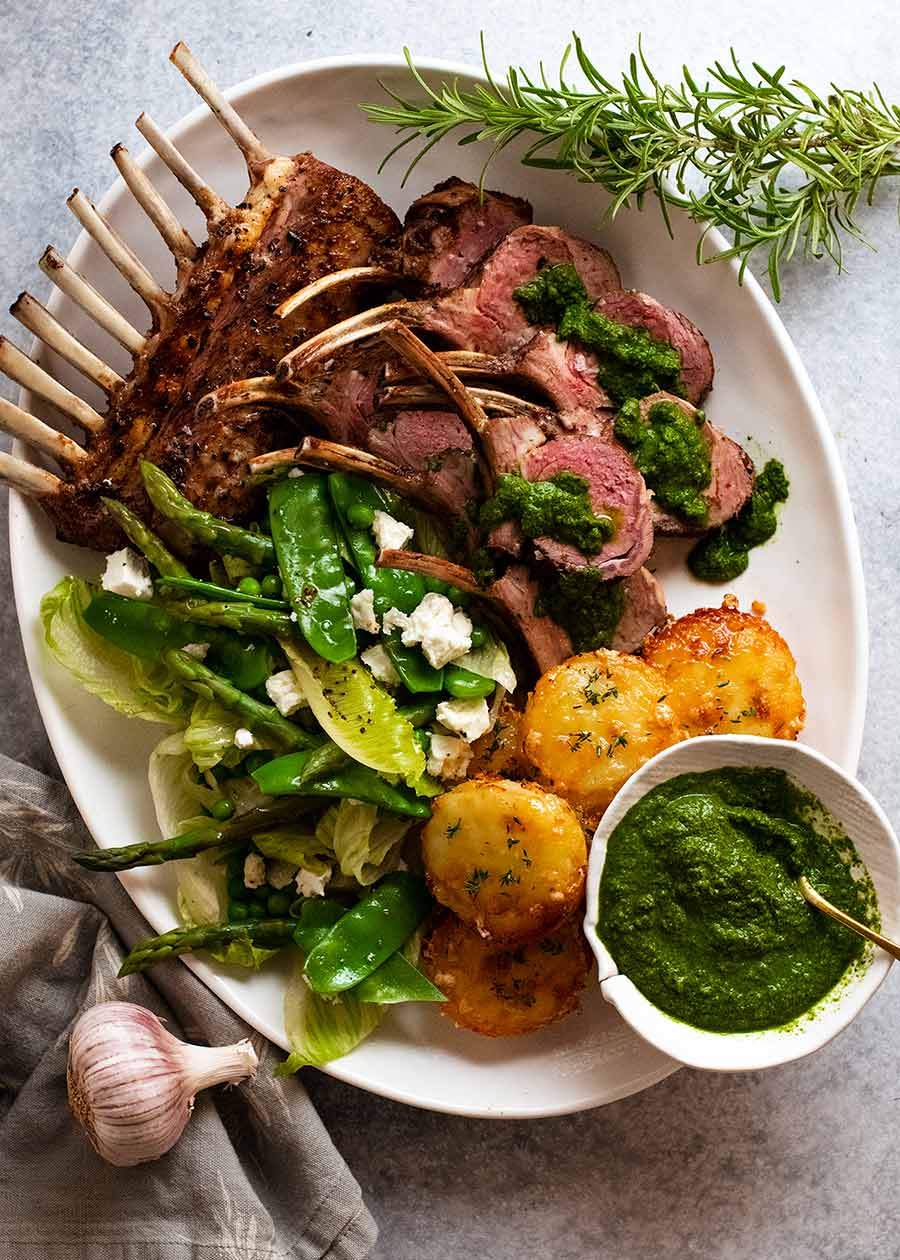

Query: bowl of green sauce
left=584, top=736, right=900, bottom=1071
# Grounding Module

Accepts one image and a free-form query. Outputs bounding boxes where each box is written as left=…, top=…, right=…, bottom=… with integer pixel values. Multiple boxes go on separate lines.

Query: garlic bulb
left=67, top=1002, right=258, bottom=1166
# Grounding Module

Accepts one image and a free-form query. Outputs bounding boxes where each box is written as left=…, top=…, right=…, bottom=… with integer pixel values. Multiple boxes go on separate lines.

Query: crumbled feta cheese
left=360, top=644, right=401, bottom=686
left=382, top=606, right=410, bottom=635
left=350, top=588, right=380, bottom=634
left=181, top=642, right=209, bottom=661
left=296, top=866, right=331, bottom=898
left=372, top=510, right=414, bottom=551
left=234, top=727, right=258, bottom=750
left=265, top=669, right=307, bottom=716
left=287, top=467, right=304, bottom=478
left=401, top=593, right=472, bottom=668
left=267, top=858, right=298, bottom=890
left=289, top=611, right=298, bottom=623
left=426, top=732, right=473, bottom=780
left=243, top=853, right=267, bottom=889
left=436, top=697, right=492, bottom=743
left=101, top=547, right=153, bottom=600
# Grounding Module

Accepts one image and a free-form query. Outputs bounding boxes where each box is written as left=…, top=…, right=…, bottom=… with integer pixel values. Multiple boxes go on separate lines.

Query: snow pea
left=303, top=872, right=433, bottom=994
left=443, top=665, right=495, bottom=699
left=291, top=898, right=345, bottom=951
left=384, top=632, right=444, bottom=693
left=268, top=475, right=357, bottom=664
left=251, top=751, right=432, bottom=818
left=291, top=900, right=444, bottom=1004
left=397, top=700, right=438, bottom=728
left=355, top=953, right=446, bottom=1004
left=327, top=473, right=427, bottom=615
left=84, top=592, right=275, bottom=690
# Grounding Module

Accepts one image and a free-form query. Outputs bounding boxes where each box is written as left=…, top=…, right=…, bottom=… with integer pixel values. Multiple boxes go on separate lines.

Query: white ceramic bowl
left=584, top=736, right=900, bottom=1071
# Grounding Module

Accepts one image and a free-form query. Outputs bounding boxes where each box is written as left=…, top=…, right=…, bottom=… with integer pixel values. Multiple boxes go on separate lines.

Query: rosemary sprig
left=362, top=36, right=900, bottom=298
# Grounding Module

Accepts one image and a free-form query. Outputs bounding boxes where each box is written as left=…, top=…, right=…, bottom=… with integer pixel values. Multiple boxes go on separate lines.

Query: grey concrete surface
left=2, top=2, right=899, bottom=1256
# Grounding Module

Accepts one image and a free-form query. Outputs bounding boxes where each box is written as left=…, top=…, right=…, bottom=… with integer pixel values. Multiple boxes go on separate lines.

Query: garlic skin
left=67, top=1002, right=258, bottom=1167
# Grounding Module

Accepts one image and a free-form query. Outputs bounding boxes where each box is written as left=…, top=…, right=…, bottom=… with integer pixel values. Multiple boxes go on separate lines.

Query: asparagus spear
left=140, top=461, right=276, bottom=568
left=164, top=649, right=319, bottom=750
left=119, top=919, right=296, bottom=976
left=73, top=800, right=309, bottom=872
left=101, top=497, right=190, bottom=578
left=158, top=597, right=297, bottom=639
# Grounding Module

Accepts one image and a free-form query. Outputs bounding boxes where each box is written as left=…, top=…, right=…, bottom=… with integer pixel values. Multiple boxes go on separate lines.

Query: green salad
left=45, top=461, right=516, bottom=1071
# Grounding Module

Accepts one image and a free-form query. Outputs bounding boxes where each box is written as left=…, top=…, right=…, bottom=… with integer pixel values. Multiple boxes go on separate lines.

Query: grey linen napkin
left=0, top=753, right=377, bottom=1260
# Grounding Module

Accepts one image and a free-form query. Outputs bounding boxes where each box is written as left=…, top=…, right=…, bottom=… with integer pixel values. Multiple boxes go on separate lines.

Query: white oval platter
left=8, top=55, right=867, bottom=1116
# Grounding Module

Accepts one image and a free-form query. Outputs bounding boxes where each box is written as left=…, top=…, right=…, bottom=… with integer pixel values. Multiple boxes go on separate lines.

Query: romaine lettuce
left=41, top=576, right=191, bottom=724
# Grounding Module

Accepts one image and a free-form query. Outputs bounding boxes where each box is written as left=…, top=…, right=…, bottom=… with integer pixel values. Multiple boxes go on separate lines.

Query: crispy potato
left=642, top=596, right=805, bottom=739
left=423, top=913, right=592, bottom=1037
left=422, top=777, right=587, bottom=941
left=468, top=700, right=526, bottom=778
left=521, top=649, right=685, bottom=819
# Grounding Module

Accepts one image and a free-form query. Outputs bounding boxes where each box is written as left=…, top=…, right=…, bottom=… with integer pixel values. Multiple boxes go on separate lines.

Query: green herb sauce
left=480, top=471, right=615, bottom=553
left=598, top=767, right=874, bottom=1033
left=535, top=568, right=625, bottom=652
left=513, top=263, right=683, bottom=404
left=689, top=459, right=790, bottom=582
left=615, top=398, right=712, bottom=524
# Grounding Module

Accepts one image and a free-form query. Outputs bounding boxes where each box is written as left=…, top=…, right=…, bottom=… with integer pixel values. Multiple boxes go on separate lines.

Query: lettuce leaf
left=275, top=954, right=383, bottom=1074
left=280, top=639, right=425, bottom=787
left=41, top=576, right=191, bottom=724
left=254, top=827, right=331, bottom=875
left=148, top=729, right=278, bottom=969
left=315, top=800, right=412, bottom=885
left=454, top=630, right=517, bottom=693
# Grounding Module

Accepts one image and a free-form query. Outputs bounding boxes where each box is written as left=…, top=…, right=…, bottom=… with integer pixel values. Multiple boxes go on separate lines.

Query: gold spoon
left=799, top=876, right=900, bottom=962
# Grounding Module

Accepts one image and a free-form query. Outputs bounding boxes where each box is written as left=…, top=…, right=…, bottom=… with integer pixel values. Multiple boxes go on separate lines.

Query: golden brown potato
left=642, top=596, right=805, bottom=740
left=423, top=913, right=593, bottom=1037
left=521, top=649, right=685, bottom=820
left=467, top=700, right=526, bottom=778
left=422, top=777, right=587, bottom=942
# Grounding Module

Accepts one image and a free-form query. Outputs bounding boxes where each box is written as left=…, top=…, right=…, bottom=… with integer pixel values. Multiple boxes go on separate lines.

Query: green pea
left=237, top=576, right=262, bottom=598
left=469, top=624, right=488, bottom=649
left=210, top=797, right=236, bottom=822
left=260, top=573, right=283, bottom=598
left=267, top=891, right=292, bottom=916
left=227, top=875, right=248, bottom=901
left=228, top=901, right=249, bottom=923
left=347, top=503, right=375, bottom=529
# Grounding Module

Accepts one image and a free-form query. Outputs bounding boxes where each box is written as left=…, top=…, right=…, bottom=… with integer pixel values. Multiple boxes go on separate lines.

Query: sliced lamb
left=611, top=568, right=668, bottom=652
left=475, top=225, right=621, bottom=348
left=401, top=177, right=532, bottom=291
left=595, top=291, right=715, bottom=405
left=488, top=565, right=575, bottom=674
left=523, top=435, right=653, bottom=579
left=366, top=409, right=483, bottom=515
left=513, top=333, right=614, bottom=433
left=480, top=410, right=554, bottom=476
left=632, top=392, right=754, bottom=535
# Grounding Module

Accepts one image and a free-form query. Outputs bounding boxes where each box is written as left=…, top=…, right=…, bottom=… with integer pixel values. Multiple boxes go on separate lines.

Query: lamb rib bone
left=0, top=451, right=61, bottom=497
left=0, top=337, right=104, bottom=432
left=135, top=113, right=229, bottom=222
left=249, top=437, right=452, bottom=517
left=169, top=41, right=272, bottom=169
left=110, top=143, right=199, bottom=263
left=66, top=189, right=170, bottom=320
left=0, top=398, right=87, bottom=466
left=375, top=549, right=486, bottom=597
left=39, top=247, right=146, bottom=354
left=10, top=293, right=124, bottom=394
left=276, top=267, right=403, bottom=320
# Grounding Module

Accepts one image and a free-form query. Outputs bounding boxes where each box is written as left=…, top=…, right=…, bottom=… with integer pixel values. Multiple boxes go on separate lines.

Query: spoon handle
left=799, top=876, right=900, bottom=962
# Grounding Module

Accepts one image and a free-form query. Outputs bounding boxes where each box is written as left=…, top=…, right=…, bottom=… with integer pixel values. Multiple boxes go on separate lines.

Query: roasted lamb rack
left=0, top=42, right=401, bottom=551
